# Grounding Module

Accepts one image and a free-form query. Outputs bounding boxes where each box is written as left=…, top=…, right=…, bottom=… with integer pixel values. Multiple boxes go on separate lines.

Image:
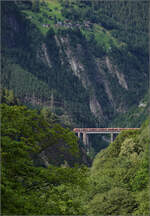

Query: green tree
left=1, top=103, right=88, bottom=215
left=87, top=187, right=137, bottom=215
left=32, top=0, right=40, bottom=12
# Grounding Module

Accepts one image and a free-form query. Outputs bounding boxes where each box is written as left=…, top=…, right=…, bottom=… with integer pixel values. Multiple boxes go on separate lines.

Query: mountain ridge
left=1, top=0, right=149, bottom=153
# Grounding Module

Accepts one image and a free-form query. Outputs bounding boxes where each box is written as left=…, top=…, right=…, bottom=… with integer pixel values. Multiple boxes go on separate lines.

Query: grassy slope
left=21, top=0, right=64, bottom=35
left=21, top=0, right=126, bottom=54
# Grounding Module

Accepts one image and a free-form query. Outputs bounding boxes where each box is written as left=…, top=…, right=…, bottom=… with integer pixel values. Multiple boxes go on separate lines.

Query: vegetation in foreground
left=1, top=100, right=149, bottom=215
left=1, top=102, right=88, bottom=215
left=87, top=118, right=150, bottom=215
left=1, top=1, right=149, bottom=215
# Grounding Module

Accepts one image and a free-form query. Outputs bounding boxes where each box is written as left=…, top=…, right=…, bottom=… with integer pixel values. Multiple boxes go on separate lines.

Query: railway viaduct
left=73, top=128, right=140, bottom=147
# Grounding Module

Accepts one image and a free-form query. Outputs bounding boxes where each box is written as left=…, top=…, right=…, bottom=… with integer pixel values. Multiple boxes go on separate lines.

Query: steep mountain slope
left=1, top=0, right=149, bottom=150
left=110, top=91, right=150, bottom=127
left=1, top=1, right=149, bottom=214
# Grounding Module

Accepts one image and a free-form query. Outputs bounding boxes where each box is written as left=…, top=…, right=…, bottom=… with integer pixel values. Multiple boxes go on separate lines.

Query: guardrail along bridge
left=73, top=128, right=140, bottom=146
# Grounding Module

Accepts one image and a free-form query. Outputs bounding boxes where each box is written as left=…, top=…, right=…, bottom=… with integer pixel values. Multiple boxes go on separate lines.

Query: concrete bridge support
left=110, top=133, right=114, bottom=143
left=83, top=132, right=89, bottom=146
left=82, top=132, right=90, bottom=153
left=77, top=132, right=81, bottom=139
left=83, top=132, right=87, bottom=146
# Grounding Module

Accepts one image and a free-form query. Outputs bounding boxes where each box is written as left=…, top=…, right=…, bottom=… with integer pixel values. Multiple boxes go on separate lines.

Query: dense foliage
left=1, top=3, right=149, bottom=213
left=1, top=0, right=149, bottom=214
left=87, top=118, right=150, bottom=215
left=2, top=101, right=149, bottom=215
left=60, top=0, right=149, bottom=70
left=1, top=102, right=89, bottom=215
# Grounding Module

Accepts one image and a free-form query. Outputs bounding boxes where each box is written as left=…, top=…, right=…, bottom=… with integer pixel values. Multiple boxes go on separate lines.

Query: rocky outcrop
left=105, top=56, right=128, bottom=90
left=41, top=43, right=52, bottom=68
left=56, top=35, right=104, bottom=121
left=89, top=95, right=104, bottom=120
left=96, top=58, right=114, bottom=106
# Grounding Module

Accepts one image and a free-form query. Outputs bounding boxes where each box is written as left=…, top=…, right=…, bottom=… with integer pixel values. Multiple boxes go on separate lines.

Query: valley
left=1, top=0, right=150, bottom=215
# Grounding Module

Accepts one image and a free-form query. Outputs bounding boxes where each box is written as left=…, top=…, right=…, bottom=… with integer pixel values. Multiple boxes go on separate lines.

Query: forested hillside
left=1, top=102, right=89, bottom=215
left=2, top=0, right=149, bottom=129
left=1, top=1, right=150, bottom=214
left=87, top=118, right=150, bottom=215
left=2, top=100, right=149, bottom=215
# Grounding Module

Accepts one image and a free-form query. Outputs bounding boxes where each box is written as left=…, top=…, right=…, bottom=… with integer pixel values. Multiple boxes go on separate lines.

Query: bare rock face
left=37, top=32, right=143, bottom=123
left=41, top=43, right=52, bottom=68
left=53, top=35, right=106, bottom=121
left=89, top=95, right=104, bottom=121
left=105, top=56, right=128, bottom=90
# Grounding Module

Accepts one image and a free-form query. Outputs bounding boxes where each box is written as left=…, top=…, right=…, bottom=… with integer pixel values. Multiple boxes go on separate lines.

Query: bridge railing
left=73, top=128, right=140, bottom=133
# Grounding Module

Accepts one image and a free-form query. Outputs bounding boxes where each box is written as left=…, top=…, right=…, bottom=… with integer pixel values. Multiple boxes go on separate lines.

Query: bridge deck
left=73, top=128, right=140, bottom=134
